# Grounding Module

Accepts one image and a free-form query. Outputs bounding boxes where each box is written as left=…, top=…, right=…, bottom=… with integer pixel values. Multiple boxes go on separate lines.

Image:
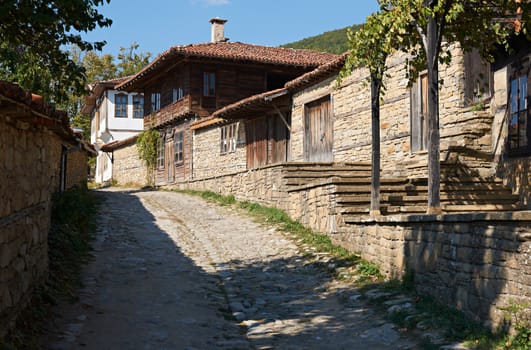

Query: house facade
left=81, top=77, right=144, bottom=183
left=116, top=18, right=337, bottom=186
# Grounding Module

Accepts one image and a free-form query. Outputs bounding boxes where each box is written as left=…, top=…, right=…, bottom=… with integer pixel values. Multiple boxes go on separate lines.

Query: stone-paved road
left=42, top=188, right=421, bottom=349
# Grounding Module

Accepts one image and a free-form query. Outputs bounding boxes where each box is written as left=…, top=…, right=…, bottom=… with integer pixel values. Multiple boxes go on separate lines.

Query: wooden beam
left=271, top=103, right=291, bottom=132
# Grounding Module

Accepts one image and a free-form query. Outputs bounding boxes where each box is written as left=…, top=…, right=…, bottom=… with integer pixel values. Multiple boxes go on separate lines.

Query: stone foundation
left=336, top=214, right=531, bottom=330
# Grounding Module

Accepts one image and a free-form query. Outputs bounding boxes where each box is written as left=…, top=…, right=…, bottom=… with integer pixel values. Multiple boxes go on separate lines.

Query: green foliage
left=117, top=42, right=152, bottom=78
left=339, top=10, right=395, bottom=92
left=137, top=129, right=159, bottom=186
left=499, top=301, right=531, bottom=350
left=281, top=24, right=362, bottom=54
left=0, top=0, right=112, bottom=104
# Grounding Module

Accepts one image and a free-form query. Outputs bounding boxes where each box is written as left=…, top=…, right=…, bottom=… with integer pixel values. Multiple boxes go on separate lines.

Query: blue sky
left=84, top=0, right=380, bottom=57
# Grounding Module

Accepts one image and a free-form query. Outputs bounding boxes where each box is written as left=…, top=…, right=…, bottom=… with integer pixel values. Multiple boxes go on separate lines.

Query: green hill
left=280, top=24, right=362, bottom=54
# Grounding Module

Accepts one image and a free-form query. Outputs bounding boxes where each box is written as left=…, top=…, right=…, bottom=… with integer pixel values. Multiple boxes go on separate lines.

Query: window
left=157, top=136, right=165, bottom=168
left=133, top=94, right=144, bottom=118
left=151, top=92, right=161, bottom=112
left=172, top=88, right=184, bottom=102
left=464, top=49, right=492, bottom=105
left=115, top=94, right=128, bottom=118
left=220, top=123, right=238, bottom=154
left=509, top=70, right=529, bottom=154
left=203, top=72, right=215, bottom=97
left=174, top=131, right=184, bottom=164
left=410, top=72, right=428, bottom=152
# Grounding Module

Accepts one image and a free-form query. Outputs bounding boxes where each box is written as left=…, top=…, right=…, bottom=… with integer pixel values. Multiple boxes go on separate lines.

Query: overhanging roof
left=117, top=42, right=339, bottom=91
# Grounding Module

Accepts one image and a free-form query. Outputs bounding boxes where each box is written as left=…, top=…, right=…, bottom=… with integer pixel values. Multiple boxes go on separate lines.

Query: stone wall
left=171, top=163, right=289, bottom=210
left=0, top=114, right=89, bottom=336
left=192, top=123, right=247, bottom=180
left=0, top=116, right=59, bottom=335
left=290, top=45, right=496, bottom=178
left=112, top=143, right=147, bottom=187
left=335, top=214, right=531, bottom=330
left=66, top=150, right=88, bottom=189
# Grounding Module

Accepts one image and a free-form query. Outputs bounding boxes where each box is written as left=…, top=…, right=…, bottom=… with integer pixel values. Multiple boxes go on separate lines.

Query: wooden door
left=304, top=96, right=333, bottom=162
left=246, top=117, right=268, bottom=169
left=269, top=114, right=289, bottom=164
left=165, top=139, right=175, bottom=183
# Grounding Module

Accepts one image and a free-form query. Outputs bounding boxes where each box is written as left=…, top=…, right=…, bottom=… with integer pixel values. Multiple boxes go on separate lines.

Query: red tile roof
left=285, top=52, right=348, bottom=92
left=117, top=42, right=339, bottom=90
left=100, top=135, right=138, bottom=152
left=0, top=81, right=97, bottom=155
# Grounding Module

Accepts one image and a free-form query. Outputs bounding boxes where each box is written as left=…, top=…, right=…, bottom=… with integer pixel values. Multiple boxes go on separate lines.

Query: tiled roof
left=0, top=81, right=70, bottom=128
left=211, top=88, right=288, bottom=120
left=285, top=52, right=348, bottom=92
left=117, top=42, right=339, bottom=90
left=0, top=81, right=97, bottom=155
left=100, top=135, right=138, bottom=152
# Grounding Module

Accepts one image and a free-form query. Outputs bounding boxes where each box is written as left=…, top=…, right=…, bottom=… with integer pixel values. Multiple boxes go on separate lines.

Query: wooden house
left=116, top=18, right=337, bottom=186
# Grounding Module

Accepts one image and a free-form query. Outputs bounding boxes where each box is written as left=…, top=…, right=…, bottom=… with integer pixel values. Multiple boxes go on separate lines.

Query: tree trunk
left=370, top=75, right=381, bottom=216
left=426, top=10, right=441, bottom=214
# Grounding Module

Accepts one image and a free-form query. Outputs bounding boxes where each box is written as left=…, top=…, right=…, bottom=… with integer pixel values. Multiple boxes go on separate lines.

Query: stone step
left=341, top=203, right=525, bottom=221
left=283, top=165, right=372, bottom=173
left=284, top=171, right=372, bottom=179
left=338, top=192, right=519, bottom=204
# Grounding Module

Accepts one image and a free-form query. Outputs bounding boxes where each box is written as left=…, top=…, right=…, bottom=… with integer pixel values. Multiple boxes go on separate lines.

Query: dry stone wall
left=192, top=125, right=247, bottom=180
left=0, top=115, right=88, bottom=336
left=335, top=214, right=531, bottom=330
left=112, top=143, right=147, bottom=187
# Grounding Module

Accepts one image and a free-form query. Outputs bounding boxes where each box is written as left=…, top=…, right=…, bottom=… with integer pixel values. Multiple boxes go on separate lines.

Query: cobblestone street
left=43, top=188, right=424, bottom=349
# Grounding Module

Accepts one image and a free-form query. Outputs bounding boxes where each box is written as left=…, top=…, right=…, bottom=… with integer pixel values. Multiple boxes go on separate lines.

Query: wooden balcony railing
left=144, top=95, right=191, bottom=129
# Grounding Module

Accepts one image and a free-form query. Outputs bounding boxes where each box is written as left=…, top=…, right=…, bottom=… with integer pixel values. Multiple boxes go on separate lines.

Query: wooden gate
left=304, top=96, right=333, bottom=162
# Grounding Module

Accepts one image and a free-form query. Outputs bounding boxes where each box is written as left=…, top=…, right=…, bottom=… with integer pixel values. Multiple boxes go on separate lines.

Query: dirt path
left=42, top=188, right=420, bottom=349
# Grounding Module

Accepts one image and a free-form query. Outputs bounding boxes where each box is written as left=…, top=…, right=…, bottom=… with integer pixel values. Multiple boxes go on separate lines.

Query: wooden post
left=426, top=6, right=442, bottom=214
left=370, top=75, right=381, bottom=216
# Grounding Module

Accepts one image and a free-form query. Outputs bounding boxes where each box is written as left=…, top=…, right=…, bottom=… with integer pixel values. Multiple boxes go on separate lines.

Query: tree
left=117, top=42, right=151, bottom=77
left=345, top=0, right=528, bottom=214
left=340, top=11, right=396, bottom=216
left=0, top=0, right=112, bottom=103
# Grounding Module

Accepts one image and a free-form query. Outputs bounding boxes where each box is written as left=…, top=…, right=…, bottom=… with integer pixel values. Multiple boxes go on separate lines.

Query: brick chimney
left=210, top=18, right=228, bottom=43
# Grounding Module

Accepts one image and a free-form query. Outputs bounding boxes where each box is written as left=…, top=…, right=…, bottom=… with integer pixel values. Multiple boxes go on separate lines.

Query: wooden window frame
left=157, top=136, right=165, bottom=169
left=508, top=63, right=530, bottom=156
left=114, top=93, right=128, bottom=118
left=220, top=123, right=238, bottom=154
left=132, top=94, right=144, bottom=118
left=172, top=87, right=184, bottom=102
left=151, top=92, right=161, bottom=112
left=203, top=72, right=216, bottom=97
left=174, top=131, right=184, bottom=165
